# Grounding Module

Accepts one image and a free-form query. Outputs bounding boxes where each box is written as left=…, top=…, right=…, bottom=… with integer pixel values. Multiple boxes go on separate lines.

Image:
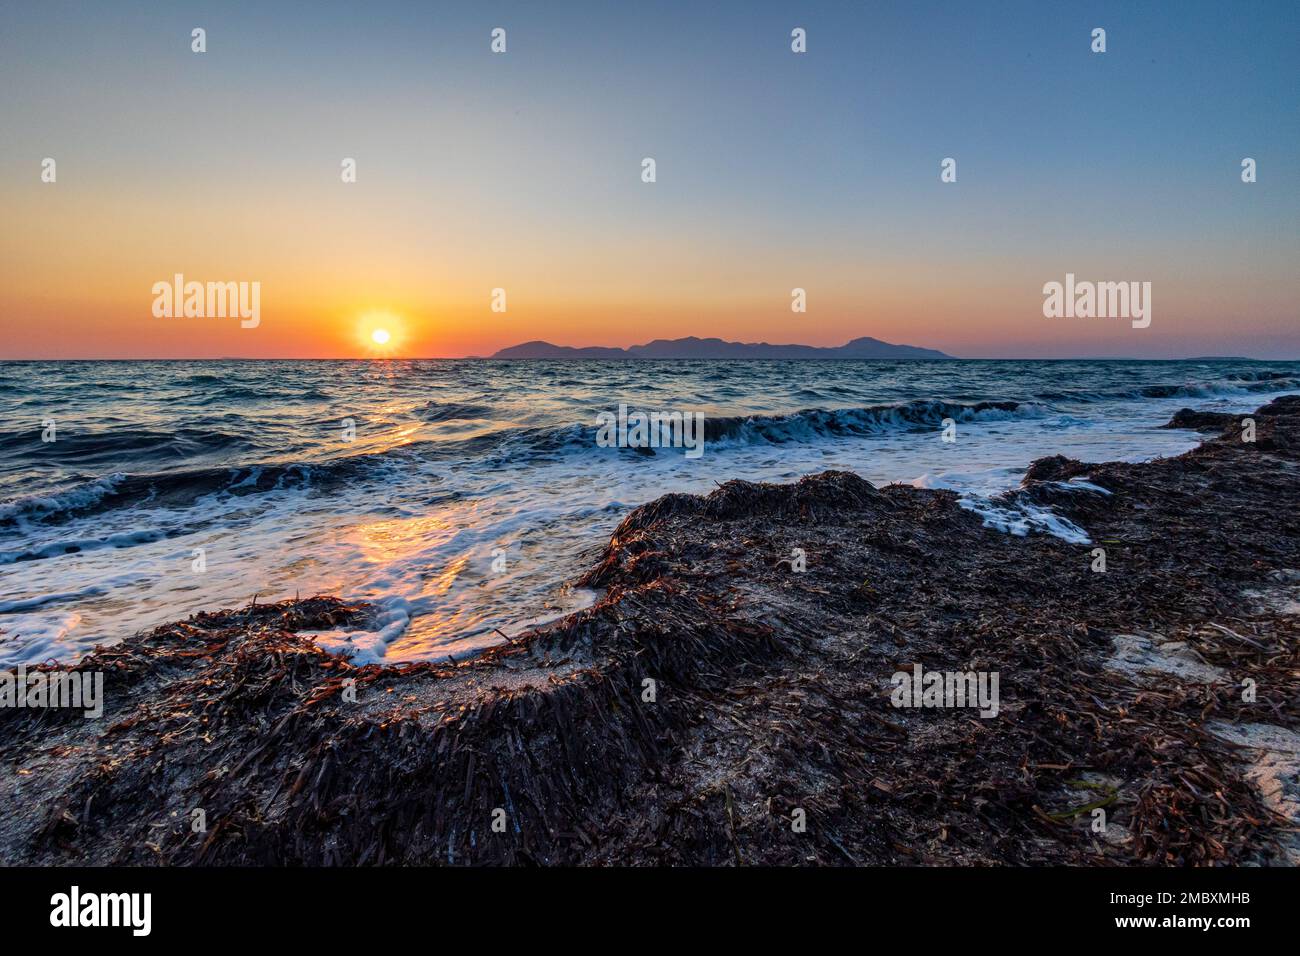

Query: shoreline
left=2, top=397, right=1297, bottom=865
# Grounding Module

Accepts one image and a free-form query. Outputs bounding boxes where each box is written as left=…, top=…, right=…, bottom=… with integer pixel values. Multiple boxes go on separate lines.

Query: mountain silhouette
left=491, top=336, right=952, bottom=360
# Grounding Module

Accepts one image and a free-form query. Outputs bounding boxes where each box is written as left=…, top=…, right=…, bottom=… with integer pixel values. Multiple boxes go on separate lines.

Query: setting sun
left=357, top=311, right=405, bottom=354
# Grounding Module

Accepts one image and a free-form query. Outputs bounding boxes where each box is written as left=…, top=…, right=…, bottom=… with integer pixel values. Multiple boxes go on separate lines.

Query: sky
left=0, top=0, right=1297, bottom=359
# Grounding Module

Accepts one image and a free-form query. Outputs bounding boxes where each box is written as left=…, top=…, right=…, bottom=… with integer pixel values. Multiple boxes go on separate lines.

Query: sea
left=2, top=358, right=1296, bottom=667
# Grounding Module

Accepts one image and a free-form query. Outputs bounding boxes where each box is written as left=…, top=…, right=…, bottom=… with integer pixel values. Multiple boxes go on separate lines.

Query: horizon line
left=1, top=355, right=1294, bottom=363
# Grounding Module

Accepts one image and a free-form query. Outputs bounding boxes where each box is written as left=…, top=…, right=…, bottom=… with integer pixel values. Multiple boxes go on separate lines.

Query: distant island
left=490, top=336, right=953, bottom=360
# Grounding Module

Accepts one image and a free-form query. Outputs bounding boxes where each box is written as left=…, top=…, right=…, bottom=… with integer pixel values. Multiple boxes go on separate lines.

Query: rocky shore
left=2, top=397, right=1298, bottom=866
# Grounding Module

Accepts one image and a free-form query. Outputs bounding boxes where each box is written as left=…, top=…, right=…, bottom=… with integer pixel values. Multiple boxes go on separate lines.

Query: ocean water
left=1, top=358, right=1296, bottom=667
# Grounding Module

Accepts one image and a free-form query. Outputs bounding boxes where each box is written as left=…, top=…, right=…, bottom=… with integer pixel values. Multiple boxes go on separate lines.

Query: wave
left=474, top=399, right=1050, bottom=462
left=1036, top=376, right=1300, bottom=403
left=0, top=454, right=396, bottom=528
left=704, top=399, right=1047, bottom=446
left=416, top=401, right=494, bottom=423
left=0, top=426, right=259, bottom=465
left=200, top=386, right=333, bottom=402
left=0, top=473, right=128, bottom=525
left=1224, top=370, right=1291, bottom=382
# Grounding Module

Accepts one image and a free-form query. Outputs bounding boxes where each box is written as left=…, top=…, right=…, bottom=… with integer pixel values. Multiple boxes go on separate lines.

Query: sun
left=357, top=311, right=405, bottom=354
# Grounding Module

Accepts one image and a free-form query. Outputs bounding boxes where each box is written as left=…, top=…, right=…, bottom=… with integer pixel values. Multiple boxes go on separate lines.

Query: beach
left=2, top=395, right=1296, bottom=866
left=2, top=0, right=1297, bottom=928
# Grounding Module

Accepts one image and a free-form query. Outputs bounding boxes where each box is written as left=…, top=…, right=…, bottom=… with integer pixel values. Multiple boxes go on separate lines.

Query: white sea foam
left=0, top=473, right=126, bottom=526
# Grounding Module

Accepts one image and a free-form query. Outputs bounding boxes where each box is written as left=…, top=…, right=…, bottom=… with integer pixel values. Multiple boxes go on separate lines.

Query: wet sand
left=2, top=396, right=1297, bottom=865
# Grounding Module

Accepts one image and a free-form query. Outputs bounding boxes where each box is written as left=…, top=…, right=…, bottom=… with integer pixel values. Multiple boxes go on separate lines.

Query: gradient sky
left=1, top=0, right=1297, bottom=359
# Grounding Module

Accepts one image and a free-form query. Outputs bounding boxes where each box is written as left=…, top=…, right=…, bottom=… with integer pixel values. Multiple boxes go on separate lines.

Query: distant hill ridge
left=491, top=336, right=953, bottom=360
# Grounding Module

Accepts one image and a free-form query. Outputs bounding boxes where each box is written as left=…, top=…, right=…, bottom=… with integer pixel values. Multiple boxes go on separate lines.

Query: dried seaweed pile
left=1, top=397, right=1297, bottom=865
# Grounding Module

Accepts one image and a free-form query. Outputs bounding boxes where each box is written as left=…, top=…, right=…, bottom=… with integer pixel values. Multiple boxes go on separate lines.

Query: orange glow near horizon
left=2, top=208, right=1297, bottom=360
left=1, top=172, right=1297, bottom=360
left=2, top=191, right=1297, bottom=359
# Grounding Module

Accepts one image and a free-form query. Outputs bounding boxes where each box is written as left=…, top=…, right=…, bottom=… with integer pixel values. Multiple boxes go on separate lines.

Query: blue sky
left=1, top=0, right=1296, bottom=358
